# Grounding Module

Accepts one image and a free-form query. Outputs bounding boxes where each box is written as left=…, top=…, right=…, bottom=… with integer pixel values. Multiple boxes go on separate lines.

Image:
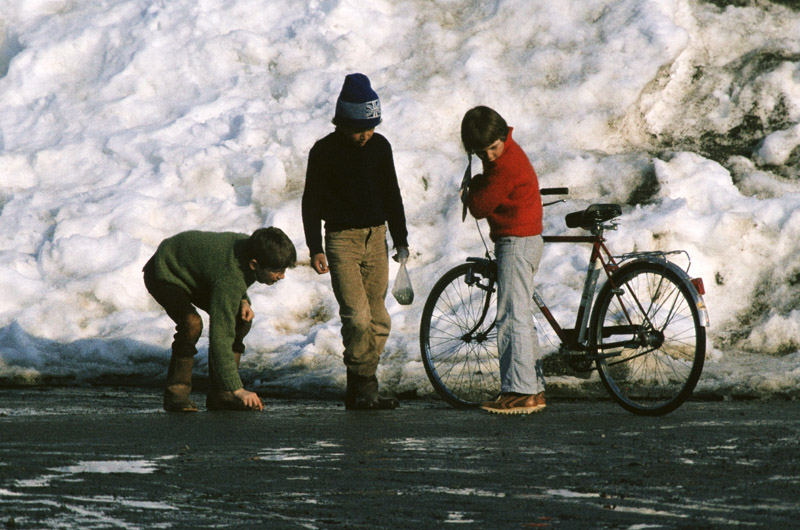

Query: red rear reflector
left=691, top=278, right=705, bottom=295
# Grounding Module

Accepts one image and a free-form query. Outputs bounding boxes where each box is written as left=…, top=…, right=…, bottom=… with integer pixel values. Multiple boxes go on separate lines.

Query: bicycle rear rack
left=612, top=250, right=707, bottom=299
left=613, top=249, right=692, bottom=272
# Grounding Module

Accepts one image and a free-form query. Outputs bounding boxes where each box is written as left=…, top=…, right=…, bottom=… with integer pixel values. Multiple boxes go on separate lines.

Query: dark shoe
left=164, top=355, right=198, bottom=412
left=206, top=390, right=254, bottom=411
left=345, top=372, right=398, bottom=410
left=480, top=392, right=545, bottom=415
left=346, top=394, right=399, bottom=410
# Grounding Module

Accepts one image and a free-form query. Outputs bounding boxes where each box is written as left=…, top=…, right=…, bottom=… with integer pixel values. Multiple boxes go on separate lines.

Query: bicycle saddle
left=565, top=204, right=622, bottom=229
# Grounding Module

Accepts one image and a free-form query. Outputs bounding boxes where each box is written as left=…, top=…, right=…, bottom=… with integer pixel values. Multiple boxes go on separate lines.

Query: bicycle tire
left=589, top=260, right=706, bottom=416
left=419, top=262, right=500, bottom=408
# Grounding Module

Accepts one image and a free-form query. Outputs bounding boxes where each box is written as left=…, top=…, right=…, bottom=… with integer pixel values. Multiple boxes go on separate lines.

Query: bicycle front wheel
left=590, top=260, right=706, bottom=416
left=419, top=262, right=500, bottom=408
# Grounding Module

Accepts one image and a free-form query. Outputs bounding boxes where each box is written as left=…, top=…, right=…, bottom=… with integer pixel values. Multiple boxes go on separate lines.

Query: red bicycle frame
left=534, top=234, right=621, bottom=351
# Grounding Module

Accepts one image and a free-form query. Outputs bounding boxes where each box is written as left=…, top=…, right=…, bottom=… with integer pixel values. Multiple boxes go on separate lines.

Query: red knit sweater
left=467, top=128, right=543, bottom=241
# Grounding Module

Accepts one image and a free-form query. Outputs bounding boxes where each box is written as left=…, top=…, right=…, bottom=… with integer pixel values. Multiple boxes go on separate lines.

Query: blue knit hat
left=333, top=73, right=382, bottom=130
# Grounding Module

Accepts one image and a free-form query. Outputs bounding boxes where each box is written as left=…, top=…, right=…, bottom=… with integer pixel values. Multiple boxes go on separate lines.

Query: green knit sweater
left=147, top=231, right=256, bottom=391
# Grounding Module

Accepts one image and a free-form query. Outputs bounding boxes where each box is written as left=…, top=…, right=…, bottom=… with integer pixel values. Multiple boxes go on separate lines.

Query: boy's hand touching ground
left=233, top=388, right=264, bottom=411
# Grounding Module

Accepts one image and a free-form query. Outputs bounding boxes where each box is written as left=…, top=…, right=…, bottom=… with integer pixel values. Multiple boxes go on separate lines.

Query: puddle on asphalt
left=443, top=511, right=476, bottom=524
left=418, top=486, right=506, bottom=498
left=51, top=460, right=158, bottom=474
left=255, top=440, right=344, bottom=462
left=13, top=458, right=161, bottom=489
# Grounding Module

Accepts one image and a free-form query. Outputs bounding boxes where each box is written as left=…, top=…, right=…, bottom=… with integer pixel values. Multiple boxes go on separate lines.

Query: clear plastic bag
left=391, top=262, right=414, bottom=305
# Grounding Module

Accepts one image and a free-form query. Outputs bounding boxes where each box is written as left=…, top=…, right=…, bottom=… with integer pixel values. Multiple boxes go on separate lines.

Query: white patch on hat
left=364, top=99, right=380, bottom=119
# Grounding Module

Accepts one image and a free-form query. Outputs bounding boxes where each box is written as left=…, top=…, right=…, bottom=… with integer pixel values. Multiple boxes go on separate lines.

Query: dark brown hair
left=460, top=106, right=509, bottom=154
left=247, top=227, right=297, bottom=270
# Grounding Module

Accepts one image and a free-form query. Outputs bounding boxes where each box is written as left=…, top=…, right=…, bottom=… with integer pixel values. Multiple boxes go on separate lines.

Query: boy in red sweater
left=462, top=106, right=546, bottom=414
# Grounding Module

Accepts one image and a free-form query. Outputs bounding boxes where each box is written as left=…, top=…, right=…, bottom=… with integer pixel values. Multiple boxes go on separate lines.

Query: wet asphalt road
left=1, top=388, right=799, bottom=529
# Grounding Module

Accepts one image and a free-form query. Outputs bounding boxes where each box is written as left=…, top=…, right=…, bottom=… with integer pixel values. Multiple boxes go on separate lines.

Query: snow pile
left=1, top=0, right=799, bottom=398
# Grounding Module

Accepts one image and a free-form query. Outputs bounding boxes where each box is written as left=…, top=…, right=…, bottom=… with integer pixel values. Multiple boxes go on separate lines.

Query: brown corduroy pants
left=325, top=225, right=391, bottom=378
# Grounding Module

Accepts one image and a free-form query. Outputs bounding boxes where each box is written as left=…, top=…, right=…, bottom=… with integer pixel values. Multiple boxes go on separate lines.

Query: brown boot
left=163, top=354, right=198, bottom=412
left=207, top=353, right=254, bottom=411
left=206, top=390, right=251, bottom=411
left=345, top=372, right=398, bottom=410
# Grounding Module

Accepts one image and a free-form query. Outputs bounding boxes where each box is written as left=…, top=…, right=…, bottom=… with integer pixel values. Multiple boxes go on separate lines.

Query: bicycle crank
left=566, top=353, right=594, bottom=373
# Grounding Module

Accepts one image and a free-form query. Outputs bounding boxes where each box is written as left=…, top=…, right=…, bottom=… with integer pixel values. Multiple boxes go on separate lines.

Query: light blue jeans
left=495, top=235, right=545, bottom=395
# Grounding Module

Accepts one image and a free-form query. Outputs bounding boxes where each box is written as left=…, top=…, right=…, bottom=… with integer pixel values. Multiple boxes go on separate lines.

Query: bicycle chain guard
left=566, top=352, right=594, bottom=373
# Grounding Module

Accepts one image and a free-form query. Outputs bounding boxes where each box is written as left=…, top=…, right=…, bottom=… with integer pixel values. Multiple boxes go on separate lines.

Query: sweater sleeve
left=381, top=141, right=409, bottom=249
left=467, top=168, right=516, bottom=220
left=208, top=280, right=245, bottom=391
left=302, top=144, right=325, bottom=256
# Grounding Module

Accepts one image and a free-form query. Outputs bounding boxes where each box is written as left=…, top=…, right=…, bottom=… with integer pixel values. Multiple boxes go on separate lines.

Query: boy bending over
left=143, top=227, right=296, bottom=412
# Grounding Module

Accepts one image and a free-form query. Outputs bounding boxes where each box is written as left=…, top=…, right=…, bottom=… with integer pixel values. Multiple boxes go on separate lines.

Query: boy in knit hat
left=143, top=227, right=296, bottom=412
left=461, top=106, right=546, bottom=415
left=302, top=73, right=409, bottom=410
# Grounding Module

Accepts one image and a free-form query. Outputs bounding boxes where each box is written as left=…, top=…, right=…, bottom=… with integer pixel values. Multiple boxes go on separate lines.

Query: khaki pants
left=325, top=225, right=390, bottom=377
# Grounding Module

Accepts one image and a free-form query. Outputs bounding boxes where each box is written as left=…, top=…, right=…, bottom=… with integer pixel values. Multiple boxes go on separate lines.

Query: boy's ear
left=249, top=259, right=258, bottom=271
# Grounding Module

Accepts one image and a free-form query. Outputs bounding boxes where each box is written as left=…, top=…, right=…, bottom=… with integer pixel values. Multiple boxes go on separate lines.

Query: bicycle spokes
left=591, top=261, right=705, bottom=416
left=420, top=263, right=500, bottom=407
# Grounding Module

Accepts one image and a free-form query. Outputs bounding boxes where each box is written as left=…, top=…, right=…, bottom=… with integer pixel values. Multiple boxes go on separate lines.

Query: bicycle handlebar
left=541, top=187, right=569, bottom=196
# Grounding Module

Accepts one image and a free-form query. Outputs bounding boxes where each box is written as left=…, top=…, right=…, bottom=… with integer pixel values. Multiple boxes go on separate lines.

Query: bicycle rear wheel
left=590, top=260, right=706, bottom=415
left=419, top=262, right=500, bottom=408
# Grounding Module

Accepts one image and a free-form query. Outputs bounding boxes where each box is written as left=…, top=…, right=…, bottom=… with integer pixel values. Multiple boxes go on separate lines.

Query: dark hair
left=460, top=106, right=509, bottom=154
left=334, top=122, right=376, bottom=134
left=247, top=227, right=297, bottom=270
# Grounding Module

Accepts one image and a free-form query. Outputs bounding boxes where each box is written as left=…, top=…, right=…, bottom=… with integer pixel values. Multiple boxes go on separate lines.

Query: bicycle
left=419, top=188, right=709, bottom=416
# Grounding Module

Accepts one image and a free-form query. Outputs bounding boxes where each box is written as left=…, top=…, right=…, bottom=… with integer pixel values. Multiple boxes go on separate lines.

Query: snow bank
left=1, top=0, right=800, bottom=398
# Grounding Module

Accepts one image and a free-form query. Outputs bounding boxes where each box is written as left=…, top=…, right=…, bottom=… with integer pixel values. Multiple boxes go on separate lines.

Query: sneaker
left=480, top=392, right=546, bottom=415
